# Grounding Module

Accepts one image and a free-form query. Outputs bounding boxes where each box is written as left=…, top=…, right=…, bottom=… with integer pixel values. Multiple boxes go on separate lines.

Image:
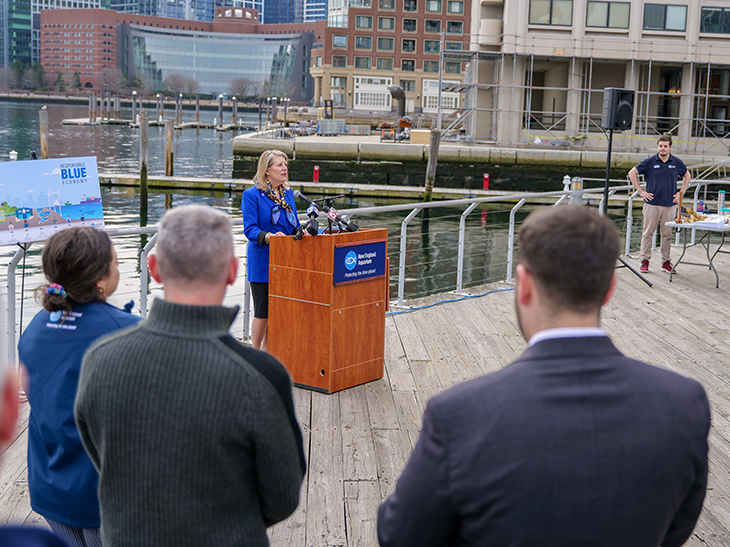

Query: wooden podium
left=268, top=228, right=388, bottom=393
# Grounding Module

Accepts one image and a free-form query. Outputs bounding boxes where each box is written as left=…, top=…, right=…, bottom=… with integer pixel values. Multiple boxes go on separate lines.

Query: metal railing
left=4, top=180, right=693, bottom=366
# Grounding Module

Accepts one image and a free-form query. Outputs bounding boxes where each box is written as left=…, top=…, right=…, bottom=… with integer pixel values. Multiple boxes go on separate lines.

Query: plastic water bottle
left=697, top=200, right=705, bottom=214
left=719, top=190, right=726, bottom=213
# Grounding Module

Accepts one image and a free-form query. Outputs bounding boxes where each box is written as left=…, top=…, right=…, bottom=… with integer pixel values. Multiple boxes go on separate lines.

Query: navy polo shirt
left=635, top=153, right=687, bottom=207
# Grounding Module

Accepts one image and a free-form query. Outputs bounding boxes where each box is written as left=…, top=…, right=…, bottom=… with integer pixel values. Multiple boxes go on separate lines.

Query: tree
left=163, top=73, right=187, bottom=94
left=71, top=72, right=82, bottom=90
left=30, top=63, right=46, bottom=90
left=100, top=67, right=128, bottom=94
left=229, top=77, right=255, bottom=98
left=182, top=77, right=200, bottom=95
left=55, top=72, right=67, bottom=92
left=10, top=61, right=26, bottom=89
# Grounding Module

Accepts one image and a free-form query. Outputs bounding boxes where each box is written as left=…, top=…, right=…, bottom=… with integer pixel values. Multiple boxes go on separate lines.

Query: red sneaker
left=661, top=261, right=675, bottom=274
left=640, top=260, right=649, bottom=272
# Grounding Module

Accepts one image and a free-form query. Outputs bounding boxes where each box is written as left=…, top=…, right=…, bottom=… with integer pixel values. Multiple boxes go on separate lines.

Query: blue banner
left=333, top=240, right=387, bottom=286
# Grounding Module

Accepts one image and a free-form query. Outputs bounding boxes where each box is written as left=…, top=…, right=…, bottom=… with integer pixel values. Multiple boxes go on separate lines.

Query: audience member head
left=253, top=149, right=289, bottom=190
left=515, top=205, right=619, bottom=337
left=36, top=227, right=118, bottom=315
left=658, top=134, right=672, bottom=146
left=150, top=205, right=236, bottom=303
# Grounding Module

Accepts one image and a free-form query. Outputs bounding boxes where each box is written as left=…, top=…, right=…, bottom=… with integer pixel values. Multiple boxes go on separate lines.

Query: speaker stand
left=603, top=128, right=652, bottom=287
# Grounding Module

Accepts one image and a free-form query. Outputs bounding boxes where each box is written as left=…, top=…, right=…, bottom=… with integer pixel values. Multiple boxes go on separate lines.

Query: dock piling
left=39, top=106, right=49, bottom=159
left=88, top=95, right=94, bottom=123
left=165, top=119, right=174, bottom=177
left=217, top=95, right=223, bottom=129
left=140, top=110, right=149, bottom=208
left=132, top=91, right=137, bottom=124
left=232, top=97, right=238, bottom=126
left=423, top=129, right=441, bottom=204
left=195, top=96, right=200, bottom=123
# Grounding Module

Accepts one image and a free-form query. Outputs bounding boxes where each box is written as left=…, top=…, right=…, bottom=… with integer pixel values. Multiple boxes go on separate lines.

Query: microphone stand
left=603, top=127, right=652, bottom=287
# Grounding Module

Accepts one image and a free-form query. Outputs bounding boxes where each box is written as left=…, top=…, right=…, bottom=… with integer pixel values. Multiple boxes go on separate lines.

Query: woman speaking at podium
left=242, top=149, right=301, bottom=351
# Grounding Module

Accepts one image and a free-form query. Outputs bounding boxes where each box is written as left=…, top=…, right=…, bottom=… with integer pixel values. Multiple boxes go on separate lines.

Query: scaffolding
left=442, top=31, right=730, bottom=156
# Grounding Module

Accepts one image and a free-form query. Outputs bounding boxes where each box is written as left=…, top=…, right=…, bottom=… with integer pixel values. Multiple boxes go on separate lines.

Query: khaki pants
left=640, top=203, right=676, bottom=263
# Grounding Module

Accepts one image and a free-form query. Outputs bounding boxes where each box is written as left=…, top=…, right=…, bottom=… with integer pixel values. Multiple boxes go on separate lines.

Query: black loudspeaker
left=601, top=88, right=634, bottom=131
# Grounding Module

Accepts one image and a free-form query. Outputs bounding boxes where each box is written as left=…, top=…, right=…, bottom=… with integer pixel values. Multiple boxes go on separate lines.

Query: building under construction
left=461, top=1, right=730, bottom=156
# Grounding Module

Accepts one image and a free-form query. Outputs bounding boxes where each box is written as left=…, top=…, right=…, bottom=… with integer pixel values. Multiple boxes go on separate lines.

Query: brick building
left=310, top=0, right=470, bottom=113
left=40, top=7, right=324, bottom=96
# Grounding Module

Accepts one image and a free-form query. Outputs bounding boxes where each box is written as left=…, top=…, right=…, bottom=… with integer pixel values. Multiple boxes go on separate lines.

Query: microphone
left=304, top=203, right=319, bottom=236
left=294, top=190, right=359, bottom=233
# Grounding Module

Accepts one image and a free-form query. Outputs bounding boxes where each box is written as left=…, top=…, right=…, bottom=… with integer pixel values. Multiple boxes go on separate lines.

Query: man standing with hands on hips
left=628, top=134, right=691, bottom=273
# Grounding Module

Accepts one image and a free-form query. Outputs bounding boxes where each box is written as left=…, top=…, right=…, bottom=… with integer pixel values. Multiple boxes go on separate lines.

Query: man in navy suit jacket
left=378, top=204, right=710, bottom=547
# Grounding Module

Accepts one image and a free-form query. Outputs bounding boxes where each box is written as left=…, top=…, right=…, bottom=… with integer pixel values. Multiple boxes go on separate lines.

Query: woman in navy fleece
left=18, top=228, right=141, bottom=547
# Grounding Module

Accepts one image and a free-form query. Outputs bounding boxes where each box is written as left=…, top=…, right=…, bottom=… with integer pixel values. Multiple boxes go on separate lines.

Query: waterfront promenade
left=0, top=242, right=729, bottom=545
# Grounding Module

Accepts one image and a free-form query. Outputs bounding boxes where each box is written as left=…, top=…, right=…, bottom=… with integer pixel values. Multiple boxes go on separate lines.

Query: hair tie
left=46, top=283, right=67, bottom=298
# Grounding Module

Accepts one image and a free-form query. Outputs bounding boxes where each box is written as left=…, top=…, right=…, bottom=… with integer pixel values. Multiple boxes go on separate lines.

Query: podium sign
left=268, top=229, right=388, bottom=393
left=333, top=240, right=386, bottom=285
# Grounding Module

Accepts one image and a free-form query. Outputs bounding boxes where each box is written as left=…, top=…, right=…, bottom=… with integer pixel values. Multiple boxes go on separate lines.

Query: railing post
left=139, top=233, right=157, bottom=319
left=456, top=203, right=479, bottom=294
left=7, top=244, right=31, bottom=368
left=397, top=208, right=421, bottom=307
left=506, top=199, right=527, bottom=284
left=626, top=191, right=638, bottom=256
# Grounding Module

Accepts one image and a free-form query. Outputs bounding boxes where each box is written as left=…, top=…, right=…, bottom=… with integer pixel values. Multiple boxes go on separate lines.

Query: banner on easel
left=0, top=156, right=104, bottom=246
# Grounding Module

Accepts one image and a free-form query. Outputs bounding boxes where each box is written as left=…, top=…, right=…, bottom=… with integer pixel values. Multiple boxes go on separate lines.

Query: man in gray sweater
left=75, top=204, right=306, bottom=547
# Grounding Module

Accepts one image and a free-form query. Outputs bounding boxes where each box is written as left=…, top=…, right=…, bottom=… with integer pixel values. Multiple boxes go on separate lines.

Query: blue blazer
left=242, top=185, right=300, bottom=283
left=377, top=336, right=710, bottom=547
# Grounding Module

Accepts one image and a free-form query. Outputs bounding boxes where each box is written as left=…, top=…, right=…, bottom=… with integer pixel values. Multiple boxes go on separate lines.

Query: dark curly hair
left=35, top=227, right=114, bottom=314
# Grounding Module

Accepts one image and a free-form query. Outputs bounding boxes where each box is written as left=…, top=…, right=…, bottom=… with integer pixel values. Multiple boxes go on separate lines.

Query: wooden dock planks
left=2, top=243, right=730, bottom=545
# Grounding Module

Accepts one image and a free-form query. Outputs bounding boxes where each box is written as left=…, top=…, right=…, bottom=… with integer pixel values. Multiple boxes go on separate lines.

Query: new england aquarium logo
left=344, top=250, right=358, bottom=271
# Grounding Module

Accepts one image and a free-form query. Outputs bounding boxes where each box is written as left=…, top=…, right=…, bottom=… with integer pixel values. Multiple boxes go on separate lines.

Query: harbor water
left=0, top=100, right=636, bottom=306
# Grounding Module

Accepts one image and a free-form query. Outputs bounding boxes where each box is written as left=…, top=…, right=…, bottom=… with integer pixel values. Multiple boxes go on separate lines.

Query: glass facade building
left=111, top=0, right=233, bottom=21
left=2, top=0, right=33, bottom=79
left=122, top=23, right=314, bottom=98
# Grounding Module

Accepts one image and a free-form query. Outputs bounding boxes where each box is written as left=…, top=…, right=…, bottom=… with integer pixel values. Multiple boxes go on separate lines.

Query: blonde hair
left=253, top=149, right=290, bottom=191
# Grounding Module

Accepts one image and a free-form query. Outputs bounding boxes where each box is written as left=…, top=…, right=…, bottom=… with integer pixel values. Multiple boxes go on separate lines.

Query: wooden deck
left=2, top=242, right=730, bottom=546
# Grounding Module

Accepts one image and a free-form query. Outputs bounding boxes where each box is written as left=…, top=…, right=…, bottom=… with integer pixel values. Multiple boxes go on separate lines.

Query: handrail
left=3, top=182, right=653, bottom=366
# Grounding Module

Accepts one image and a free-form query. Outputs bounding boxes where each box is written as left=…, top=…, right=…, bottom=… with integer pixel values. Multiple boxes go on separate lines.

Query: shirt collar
left=528, top=327, right=607, bottom=347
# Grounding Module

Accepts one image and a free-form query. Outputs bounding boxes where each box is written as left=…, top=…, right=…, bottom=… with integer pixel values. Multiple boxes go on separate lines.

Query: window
left=402, top=39, right=416, bottom=52
left=586, top=2, right=629, bottom=28
left=529, top=0, right=573, bottom=25
left=356, top=36, right=373, bottom=48
left=378, top=37, right=394, bottom=49
left=332, top=55, right=347, bottom=67
left=447, top=21, right=462, bottom=33
left=426, top=0, right=441, bottom=12
left=424, top=60, right=439, bottom=72
left=379, top=0, right=394, bottom=8
left=333, top=35, right=347, bottom=47
left=446, top=41, right=462, bottom=50
left=701, top=7, right=730, bottom=34
left=447, top=0, right=463, bottom=13
left=643, top=4, right=686, bottom=31
left=377, top=58, right=394, bottom=70
left=445, top=61, right=460, bottom=73
left=316, top=55, right=322, bottom=67
left=401, top=80, right=416, bottom=92
left=425, top=20, right=441, bottom=32
left=402, top=59, right=415, bottom=71
left=425, top=40, right=440, bottom=52
left=355, top=56, right=372, bottom=68
left=404, top=0, right=417, bottom=11
left=403, top=19, right=417, bottom=31
left=356, top=15, right=372, bottom=28
left=379, top=17, right=395, bottom=29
